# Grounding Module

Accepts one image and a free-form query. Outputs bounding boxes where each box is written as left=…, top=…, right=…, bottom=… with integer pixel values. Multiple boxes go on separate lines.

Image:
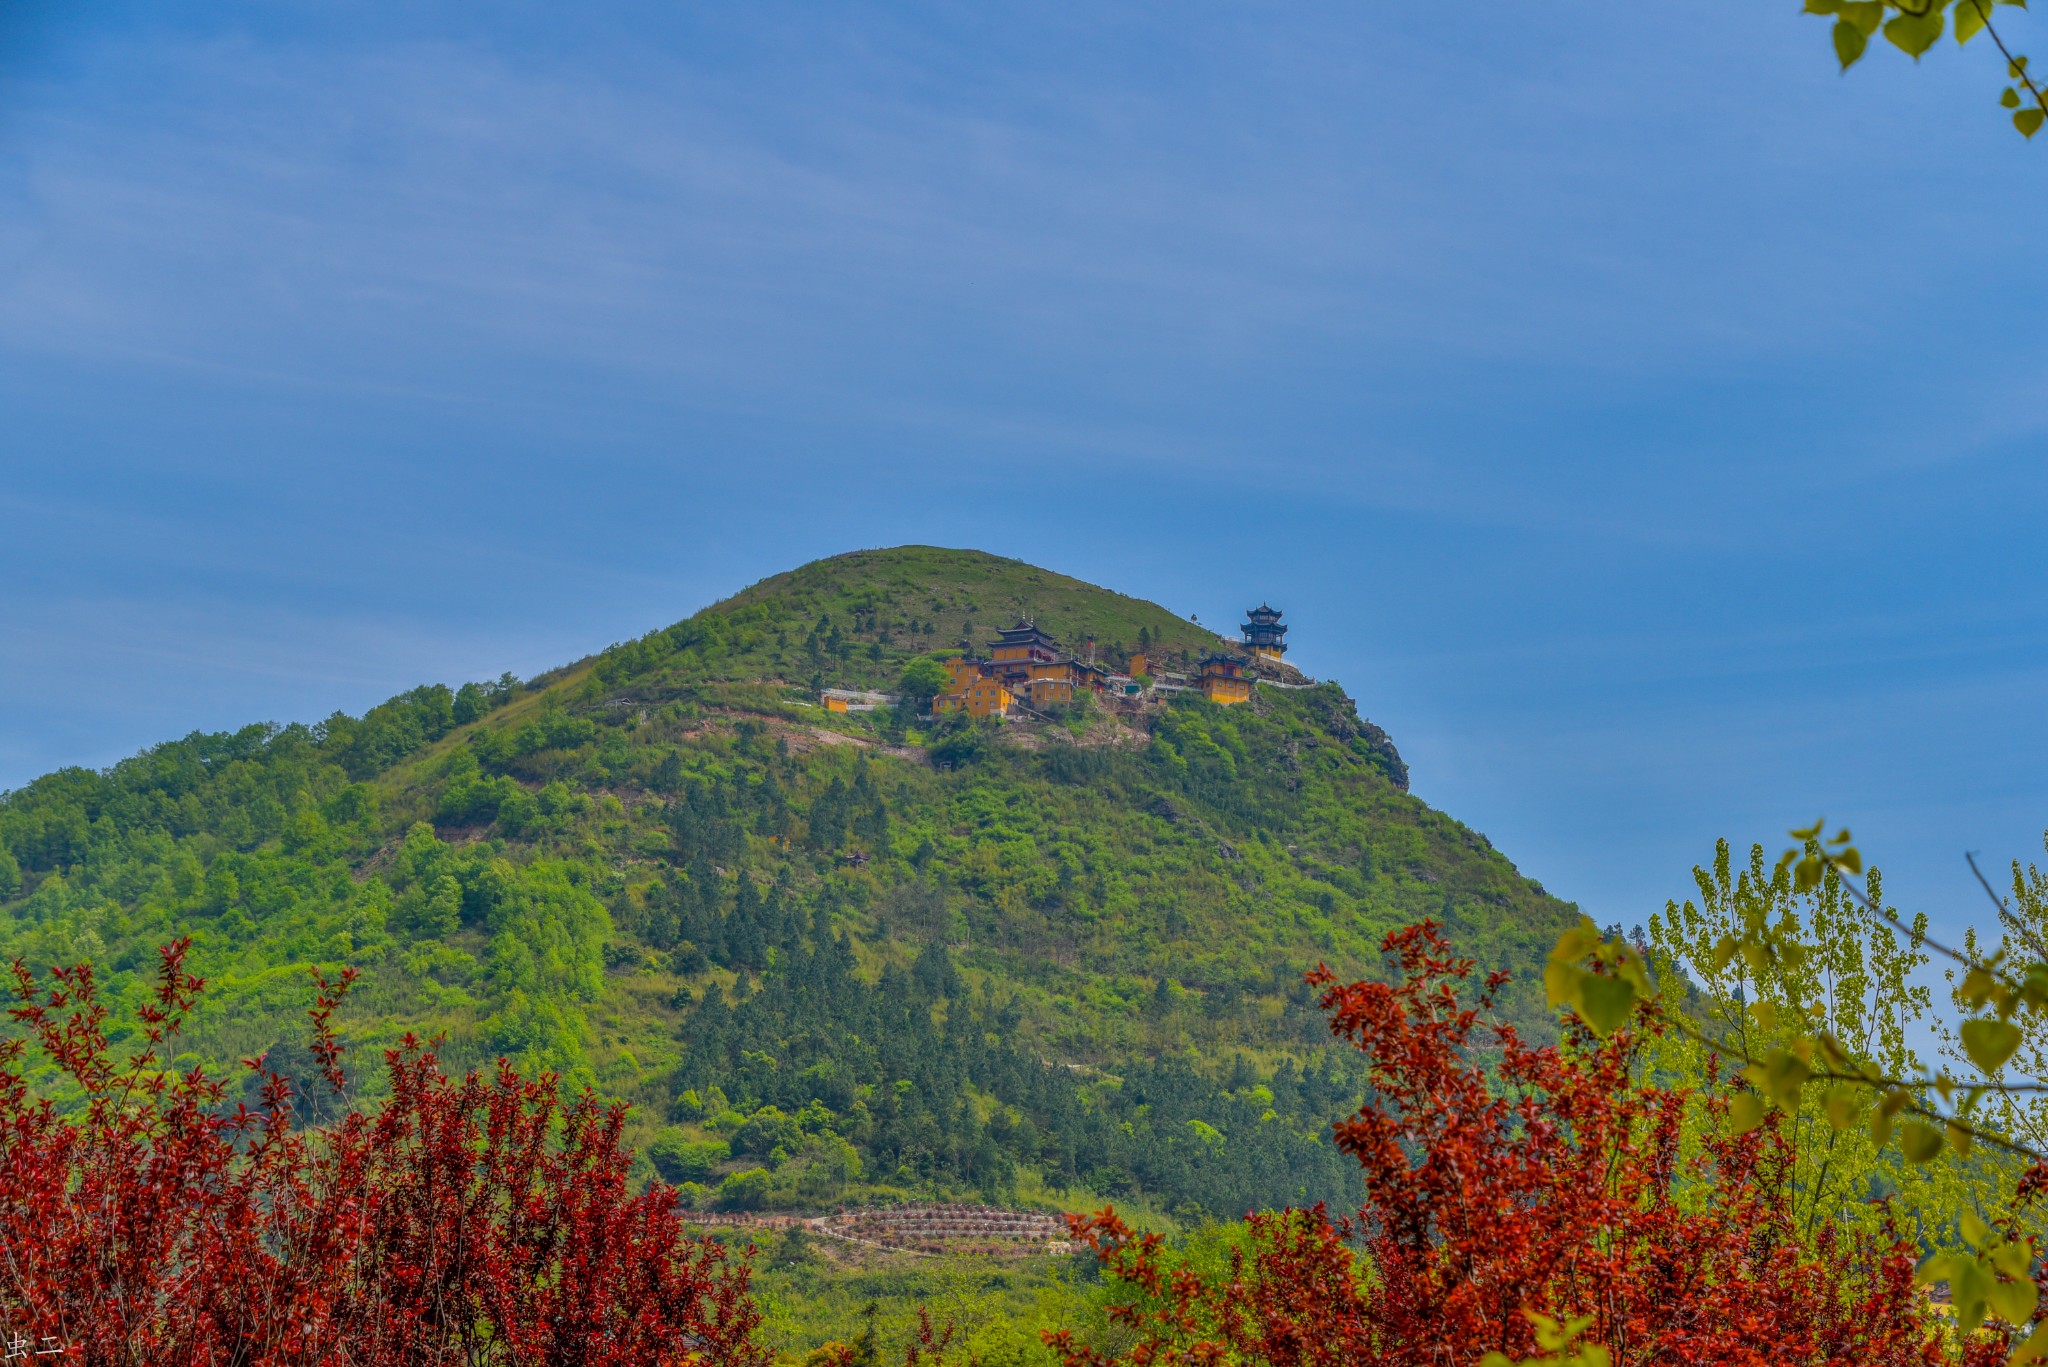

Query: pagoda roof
left=991, top=618, right=1061, bottom=646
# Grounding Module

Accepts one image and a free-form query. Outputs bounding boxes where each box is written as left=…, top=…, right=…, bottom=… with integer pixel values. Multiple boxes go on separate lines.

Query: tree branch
left=1963, top=0, right=2046, bottom=112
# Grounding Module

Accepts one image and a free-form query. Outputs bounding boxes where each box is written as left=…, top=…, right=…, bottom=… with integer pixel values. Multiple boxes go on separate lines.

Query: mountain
left=0, top=546, right=1576, bottom=1222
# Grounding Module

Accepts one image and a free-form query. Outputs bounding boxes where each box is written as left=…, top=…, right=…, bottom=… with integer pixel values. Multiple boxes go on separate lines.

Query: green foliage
left=1477, top=1312, right=1611, bottom=1367
left=664, top=906, right=1368, bottom=1213
left=1800, top=0, right=2047, bottom=138
left=897, top=657, right=951, bottom=705
left=1635, top=839, right=1963, bottom=1243
left=717, top=1166, right=775, bottom=1209
left=732, top=1106, right=806, bottom=1161
left=648, top=1128, right=730, bottom=1184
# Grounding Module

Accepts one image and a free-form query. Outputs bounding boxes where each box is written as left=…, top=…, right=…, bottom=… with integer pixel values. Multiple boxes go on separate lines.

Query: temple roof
left=1243, top=604, right=1286, bottom=633
left=1242, top=602, right=1287, bottom=648
left=991, top=618, right=1061, bottom=649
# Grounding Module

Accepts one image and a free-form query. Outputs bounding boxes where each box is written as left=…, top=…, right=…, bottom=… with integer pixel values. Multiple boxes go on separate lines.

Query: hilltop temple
left=923, top=606, right=1288, bottom=717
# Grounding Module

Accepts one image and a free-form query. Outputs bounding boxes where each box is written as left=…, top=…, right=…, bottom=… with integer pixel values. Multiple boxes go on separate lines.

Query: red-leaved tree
left=1051, top=921, right=1995, bottom=1367
left=0, top=940, right=765, bottom=1366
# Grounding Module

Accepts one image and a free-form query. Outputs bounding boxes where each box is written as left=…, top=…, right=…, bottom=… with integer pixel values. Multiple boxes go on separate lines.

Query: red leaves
left=1058, top=921, right=1957, bottom=1367
left=0, top=944, right=764, bottom=1366
left=1049, top=1205, right=1374, bottom=1367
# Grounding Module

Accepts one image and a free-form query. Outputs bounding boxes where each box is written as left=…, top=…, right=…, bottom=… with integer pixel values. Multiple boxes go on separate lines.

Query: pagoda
left=1242, top=603, right=1287, bottom=664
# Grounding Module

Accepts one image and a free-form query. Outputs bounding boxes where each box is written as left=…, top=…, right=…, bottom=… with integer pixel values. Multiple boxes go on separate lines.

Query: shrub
left=0, top=941, right=767, bottom=1366
left=650, top=1128, right=731, bottom=1184
left=717, top=1167, right=774, bottom=1210
left=731, top=1105, right=805, bottom=1159
left=927, top=717, right=987, bottom=768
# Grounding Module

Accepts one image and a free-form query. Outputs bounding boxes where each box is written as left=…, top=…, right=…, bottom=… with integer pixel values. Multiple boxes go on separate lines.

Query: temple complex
left=934, top=618, right=1112, bottom=717
left=870, top=604, right=1292, bottom=719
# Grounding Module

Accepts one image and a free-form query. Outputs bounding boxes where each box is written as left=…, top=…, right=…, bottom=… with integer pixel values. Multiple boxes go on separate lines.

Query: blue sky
left=3, top=1, right=2045, bottom=937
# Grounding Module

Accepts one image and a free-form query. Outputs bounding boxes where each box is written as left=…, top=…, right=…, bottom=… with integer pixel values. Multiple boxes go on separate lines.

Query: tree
left=453, top=681, right=489, bottom=725
left=897, top=656, right=952, bottom=709
left=1644, top=840, right=1960, bottom=1245
left=650, top=1127, right=731, bottom=1184
left=0, top=940, right=767, bottom=1366
left=1804, top=0, right=2045, bottom=137
left=1549, top=824, right=2048, bottom=1360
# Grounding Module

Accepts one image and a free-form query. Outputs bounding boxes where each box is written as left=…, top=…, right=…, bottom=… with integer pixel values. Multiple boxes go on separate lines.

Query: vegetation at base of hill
left=3, top=903, right=1999, bottom=1366
left=0, top=942, right=767, bottom=1366
left=1055, top=923, right=1990, bottom=1366
left=738, top=1235, right=1095, bottom=1367
left=0, top=546, right=1572, bottom=1223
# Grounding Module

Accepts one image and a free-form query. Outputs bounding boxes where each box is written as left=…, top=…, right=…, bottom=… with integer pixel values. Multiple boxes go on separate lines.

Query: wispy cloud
left=1, top=0, right=2045, bottom=927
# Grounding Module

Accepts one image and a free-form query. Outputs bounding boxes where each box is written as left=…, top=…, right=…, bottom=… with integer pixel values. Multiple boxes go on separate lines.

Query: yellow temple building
left=1018, top=675, right=1074, bottom=708
left=989, top=619, right=1063, bottom=671
left=1196, top=653, right=1252, bottom=705
left=934, top=674, right=1016, bottom=718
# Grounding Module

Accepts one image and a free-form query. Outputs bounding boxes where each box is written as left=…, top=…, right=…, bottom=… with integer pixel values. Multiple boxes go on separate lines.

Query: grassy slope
left=719, top=545, right=1228, bottom=676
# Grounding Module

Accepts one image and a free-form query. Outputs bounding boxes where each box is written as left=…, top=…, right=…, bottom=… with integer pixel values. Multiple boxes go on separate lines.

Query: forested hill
left=0, top=546, right=1577, bottom=1222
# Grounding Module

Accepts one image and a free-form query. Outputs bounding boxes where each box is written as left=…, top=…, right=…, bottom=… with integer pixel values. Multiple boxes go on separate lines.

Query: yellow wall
left=1023, top=678, right=1073, bottom=706
left=1200, top=676, right=1251, bottom=705
left=967, top=682, right=1012, bottom=717
left=937, top=679, right=1012, bottom=717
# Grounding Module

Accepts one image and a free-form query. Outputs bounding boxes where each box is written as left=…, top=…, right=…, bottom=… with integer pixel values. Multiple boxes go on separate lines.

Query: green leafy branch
left=1550, top=903, right=2045, bottom=1164
left=1804, top=0, right=2047, bottom=138
left=1478, top=1311, right=1611, bottom=1367
left=1548, top=821, right=2048, bottom=1356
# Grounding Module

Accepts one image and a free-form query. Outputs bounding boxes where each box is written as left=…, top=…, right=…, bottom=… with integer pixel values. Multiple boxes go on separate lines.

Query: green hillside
left=0, top=546, right=1575, bottom=1222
